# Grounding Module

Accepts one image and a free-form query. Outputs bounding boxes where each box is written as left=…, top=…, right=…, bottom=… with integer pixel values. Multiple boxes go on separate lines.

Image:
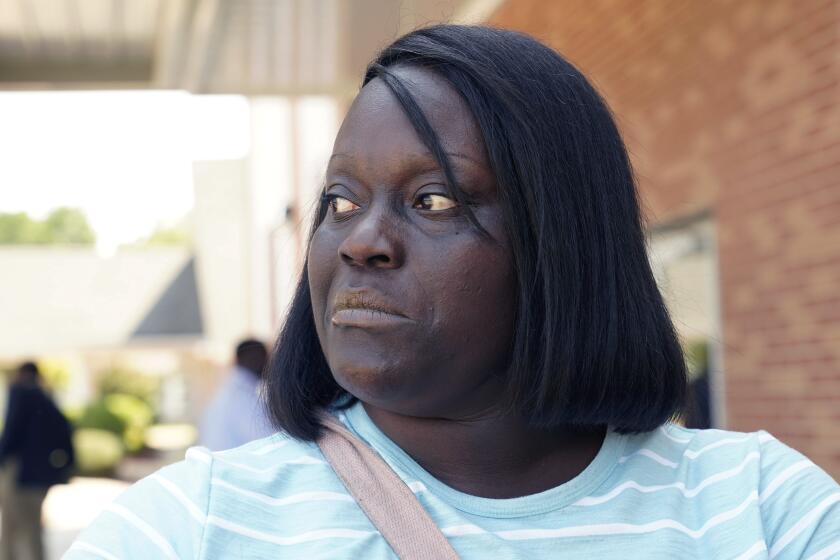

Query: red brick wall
left=489, top=0, right=840, bottom=477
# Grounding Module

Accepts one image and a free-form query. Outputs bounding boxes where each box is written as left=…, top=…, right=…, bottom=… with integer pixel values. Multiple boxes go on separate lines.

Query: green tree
left=0, top=212, right=45, bottom=244
left=144, top=225, right=192, bottom=246
left=0, top=208, right=95, bottom=245
left=43, top=207, right=96, bottom=244
left=127, top=217, right=193, bottom=248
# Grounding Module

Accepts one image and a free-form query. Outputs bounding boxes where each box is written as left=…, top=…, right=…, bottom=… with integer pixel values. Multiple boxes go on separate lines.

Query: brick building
left=489, top=0, right=840, bottom=477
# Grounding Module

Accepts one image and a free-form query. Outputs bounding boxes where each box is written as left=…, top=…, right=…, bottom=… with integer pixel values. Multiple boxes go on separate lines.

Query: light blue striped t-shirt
left=65, top=401, right=840, bottom=559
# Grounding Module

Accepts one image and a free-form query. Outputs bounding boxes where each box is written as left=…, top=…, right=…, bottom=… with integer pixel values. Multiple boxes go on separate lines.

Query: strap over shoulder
left=317, top=412, right=460, bottom=560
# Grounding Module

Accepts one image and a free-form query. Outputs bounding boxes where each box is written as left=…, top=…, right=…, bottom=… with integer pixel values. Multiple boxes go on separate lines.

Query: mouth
left=331, top=291, right=412, bottom=328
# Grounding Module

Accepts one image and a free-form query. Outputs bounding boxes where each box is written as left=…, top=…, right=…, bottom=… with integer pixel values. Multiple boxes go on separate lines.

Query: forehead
left=332, top=66, right=487, bottom=169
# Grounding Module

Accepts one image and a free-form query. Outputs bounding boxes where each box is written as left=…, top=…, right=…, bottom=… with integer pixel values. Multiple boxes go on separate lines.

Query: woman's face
left=308, top=66, right=516, bottom=419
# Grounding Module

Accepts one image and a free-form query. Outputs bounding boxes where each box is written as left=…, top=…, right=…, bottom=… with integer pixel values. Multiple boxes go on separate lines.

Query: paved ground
left=43, top=477, right=130, bottom=559
left=1, top=453, right=177, bottom=559
left=0, top=477, right=129, bottom=559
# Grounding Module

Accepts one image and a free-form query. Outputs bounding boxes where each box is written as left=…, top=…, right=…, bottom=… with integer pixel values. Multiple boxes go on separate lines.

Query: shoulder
left=196, top=431, right=325, bottom=472
left=747, top=431, right=840, bottom=559
left=622, top=423, right=838, bottom=492
left=621, top=424, right=772, bottom=469
left=200, top=432, right=342, bottom=501
left=618, top=424, right=839, bottom=558
left=634, top=424, right=837, bottom=480
left=66, top=433, right=337, bottom=559
left=604, top=424, right=773, bottom=509
left=65, top=442, right=216, bottom=559
left=152, top=431, right=332, bottom=504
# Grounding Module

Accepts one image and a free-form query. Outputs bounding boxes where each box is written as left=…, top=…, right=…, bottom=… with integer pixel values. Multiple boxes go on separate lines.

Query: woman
left=67, top=25, right=839, bottom=559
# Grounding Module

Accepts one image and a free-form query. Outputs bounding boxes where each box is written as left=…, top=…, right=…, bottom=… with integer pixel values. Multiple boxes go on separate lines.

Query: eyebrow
left=329, top=151, right=484, bottom=168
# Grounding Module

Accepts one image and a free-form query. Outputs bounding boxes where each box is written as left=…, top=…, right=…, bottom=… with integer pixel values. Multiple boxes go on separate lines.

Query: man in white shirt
left=200, top=339, right=275, bottom=451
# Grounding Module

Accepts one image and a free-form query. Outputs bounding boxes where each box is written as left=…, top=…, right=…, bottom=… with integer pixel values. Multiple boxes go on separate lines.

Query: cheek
left=306, top=228, right=338, bottom=329
left=428, top=240, right=517, bottom=353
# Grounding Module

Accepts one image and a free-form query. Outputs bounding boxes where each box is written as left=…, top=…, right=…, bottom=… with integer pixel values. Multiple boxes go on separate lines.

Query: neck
left=362, top=402, right=606, bottom=499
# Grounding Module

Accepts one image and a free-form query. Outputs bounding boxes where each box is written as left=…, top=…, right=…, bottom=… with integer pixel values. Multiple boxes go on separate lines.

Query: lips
left=331, top=290, right=412, bottom=328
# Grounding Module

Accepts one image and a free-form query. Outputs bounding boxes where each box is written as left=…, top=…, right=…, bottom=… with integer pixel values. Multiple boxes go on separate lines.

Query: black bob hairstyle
left=265, top=25, right=687, bottom=441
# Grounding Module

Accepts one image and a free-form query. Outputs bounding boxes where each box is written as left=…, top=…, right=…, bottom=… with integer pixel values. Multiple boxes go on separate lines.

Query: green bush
left=75, top=400, right=126, bottom=436
left=96, top=367, right=161, bottom=411
left=73, top=429, right=124, bottom=476
left=37, top=358, right=72, bottom=393
left=0, top=208, right=95, bottom=245
left=61, top=404, right=84, bottom=425
left=104, top=394, right=154, bottom=453
left=74, top=394, right=155, bottom=453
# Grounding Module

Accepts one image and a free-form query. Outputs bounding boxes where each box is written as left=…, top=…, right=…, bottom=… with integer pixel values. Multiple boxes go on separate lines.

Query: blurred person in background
left=685, top=367, right=712, bottom=430
left=0, top=361, right=74, bottom=560
left=684, top=342, right=712, bottom=429
left=200, top=338, right=274, bottom=451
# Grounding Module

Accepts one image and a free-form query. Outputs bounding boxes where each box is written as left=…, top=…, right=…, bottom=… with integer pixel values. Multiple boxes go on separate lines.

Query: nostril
left=368, top=254, right=391, bottom=267
left=339, top=251, right=355, bottom=266
left=339, top=248, right=394, bottom=268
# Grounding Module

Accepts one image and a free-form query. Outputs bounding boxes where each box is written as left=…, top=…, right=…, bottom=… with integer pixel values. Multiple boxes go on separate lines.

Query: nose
left=338, top=204, right=404, bottom=269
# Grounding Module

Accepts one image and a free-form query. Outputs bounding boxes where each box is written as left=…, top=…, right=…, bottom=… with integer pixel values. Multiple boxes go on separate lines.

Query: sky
left=0, top=90, right=250, bottom=255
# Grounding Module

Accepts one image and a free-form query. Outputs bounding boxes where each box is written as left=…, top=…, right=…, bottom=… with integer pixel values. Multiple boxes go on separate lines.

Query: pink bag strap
left=316, top=412, right=460, bottom=560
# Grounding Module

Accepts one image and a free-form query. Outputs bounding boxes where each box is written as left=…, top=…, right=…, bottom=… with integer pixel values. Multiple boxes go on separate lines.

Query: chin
left=329, top=359, right=417, bottom=407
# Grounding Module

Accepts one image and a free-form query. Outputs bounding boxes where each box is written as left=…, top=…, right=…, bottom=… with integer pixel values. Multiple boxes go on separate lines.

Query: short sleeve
left=758, top=433, right=840, bottom=559
left=63, top=447, right=214, bottom=560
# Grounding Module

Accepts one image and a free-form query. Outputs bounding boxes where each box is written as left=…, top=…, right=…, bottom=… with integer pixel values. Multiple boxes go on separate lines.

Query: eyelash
left=321, top=194, right=358, bottom=222
left=321, top=192, right=461, bottom=218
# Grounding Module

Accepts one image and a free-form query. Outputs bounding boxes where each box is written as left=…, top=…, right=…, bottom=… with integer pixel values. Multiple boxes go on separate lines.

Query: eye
left=414, top=193, right=457, bottom=211
left=327, top=195, right=360, bottom=214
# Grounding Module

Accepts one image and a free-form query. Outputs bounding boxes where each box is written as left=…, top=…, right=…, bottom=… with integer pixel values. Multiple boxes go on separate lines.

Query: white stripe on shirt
left=252, top=439, right=291, bottom=455
left=68, top=541, right=122, bottom=560
left=576, top=452, right=760, bottom=506
left=154, top=471, right=373, bottom=547
left=220, top=454, right=325, bottom=472
left=658, top=426, right=692, bottom=444
left=620, top=436, right=757, bottom=468
left=494, top=491, right=758, bottom=541
left=806, top=540, right=840, bottom=560
left=769, top=493, right=840, bottom=558
left=152, top=474, right=207, bottom=522
left=106, top=503, right=180, bottom=560
left=759, top=460, right=814, bottom=504
left=207, top=515, right=376, bottom=546
left=211, top=477, right=354, bottom=507
left=732, top=540, right=767, bottom=560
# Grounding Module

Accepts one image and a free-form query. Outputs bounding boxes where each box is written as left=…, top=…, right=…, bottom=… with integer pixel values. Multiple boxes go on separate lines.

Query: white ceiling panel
left=0, top=0, right=491, bottom=91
